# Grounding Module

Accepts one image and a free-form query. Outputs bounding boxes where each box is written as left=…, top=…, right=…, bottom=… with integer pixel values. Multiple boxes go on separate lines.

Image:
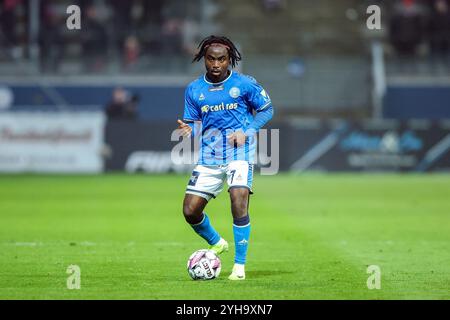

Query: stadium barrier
left=0, top=112, right=105, bottom=173
left=104, top=120, right=192, bottom=173
left=1, top=80, right=186, bottom=120
left=384, top=84, right=450, bottom=119
left=285, top=119, right=450, bottom=173
left=1, top=114, right=448, bottom=173
left=104, top=119, right=450, bottom=173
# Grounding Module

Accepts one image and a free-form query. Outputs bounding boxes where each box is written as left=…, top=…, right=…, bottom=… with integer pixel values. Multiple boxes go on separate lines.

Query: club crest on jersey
left=199, top=93, right=205, bottom=101
left=229, top=87, right=240, bottom=98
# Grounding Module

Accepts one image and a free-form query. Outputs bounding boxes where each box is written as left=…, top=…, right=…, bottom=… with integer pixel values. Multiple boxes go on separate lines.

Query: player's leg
left=183, top=166, right=228, bottom=254
left=226, top=161, right=253, bottom=280
left=182, top=193, right=221, bottom=245
left=229, top=187, right=250, bottom=280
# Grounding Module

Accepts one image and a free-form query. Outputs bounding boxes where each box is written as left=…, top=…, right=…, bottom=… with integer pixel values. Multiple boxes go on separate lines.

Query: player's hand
left=177, top=119, right=192, bottom=138
left=227, top=131, right=246, bottom=147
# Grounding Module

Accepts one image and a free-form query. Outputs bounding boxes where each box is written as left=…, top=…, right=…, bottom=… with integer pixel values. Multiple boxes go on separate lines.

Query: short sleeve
left=183, top=85, right=201, bottom=121
left=245, top=79, right=272, bottom=112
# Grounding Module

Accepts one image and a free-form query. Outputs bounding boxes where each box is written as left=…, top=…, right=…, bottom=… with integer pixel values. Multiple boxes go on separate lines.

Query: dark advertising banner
left=104, top=120, right=450, bottom=173
left=384, top=86, right=450, bottom=119
left=104, top=120, right=191, bottom=173
left=287, top=120, right=450, bottom=172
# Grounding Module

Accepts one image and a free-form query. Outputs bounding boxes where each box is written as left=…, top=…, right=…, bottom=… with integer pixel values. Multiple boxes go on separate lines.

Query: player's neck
left=205, top=70, right=231, bottom=84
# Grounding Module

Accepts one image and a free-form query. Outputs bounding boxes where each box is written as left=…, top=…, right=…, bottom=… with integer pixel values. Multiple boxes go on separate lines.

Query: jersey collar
left=203, top=70, right=233, bottom=86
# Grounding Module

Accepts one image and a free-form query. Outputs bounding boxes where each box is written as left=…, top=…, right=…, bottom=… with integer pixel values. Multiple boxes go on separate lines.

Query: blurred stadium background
left=0, top=0, right=449, bottom=173
left=0, top=0, right=449, bottom=299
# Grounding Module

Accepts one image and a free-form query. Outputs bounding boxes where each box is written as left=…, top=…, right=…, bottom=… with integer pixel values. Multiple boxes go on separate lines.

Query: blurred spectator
left=110, top=0, right=133, bottom=53
left=105, top=87, right=139, bottom=120
left=389, top=0, right=426, bottom=56
left=427, top=0, right=450, bottom=70
left=141, top=0, right=164, bottom=27
left=287, top=57, right=305, bottom=78
left=81, top=4, right=108, bottom=72
left=181, top=19, right=201, bottom=56
left=38, top=1, right=64, bottom=73
left=261, top=0, right=285, bottom=12
left=122, top=35, right=141, bottom=71
left=1, top=0, right=216, bottom=75
left=160, top=17, right=183, bottom=55
left=0, top=0, right=24, bottom=58
left=159, top=17, right=183, bottom=72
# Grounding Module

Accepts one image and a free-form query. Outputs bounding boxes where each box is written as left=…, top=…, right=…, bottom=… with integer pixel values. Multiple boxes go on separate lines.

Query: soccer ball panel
left=187, top=249, right=221, bottom=280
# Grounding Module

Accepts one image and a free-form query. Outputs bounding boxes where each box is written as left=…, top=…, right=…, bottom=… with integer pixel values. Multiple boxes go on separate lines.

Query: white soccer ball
left=187, top=249, right=221, bottom=280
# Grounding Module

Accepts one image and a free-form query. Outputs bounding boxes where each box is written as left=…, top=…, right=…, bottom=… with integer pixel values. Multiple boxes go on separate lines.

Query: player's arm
left=177, top=119, right=193, bottom=137
left=227, top=106, right=273, bottom=146
left=245, top=105, right=273, bottom=137
left=245, top=81, right=274, bottom=136
left=178, top=85, right=201, bottom=138
left=228, top=81, right=274, bottom=146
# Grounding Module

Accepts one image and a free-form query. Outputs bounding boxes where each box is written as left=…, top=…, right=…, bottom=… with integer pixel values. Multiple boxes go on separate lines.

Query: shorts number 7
left=229, top=169, right=236, bottom=184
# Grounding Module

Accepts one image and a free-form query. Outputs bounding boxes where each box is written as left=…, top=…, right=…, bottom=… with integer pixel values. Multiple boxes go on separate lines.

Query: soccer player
left=177, top=35, right=273, bottom=280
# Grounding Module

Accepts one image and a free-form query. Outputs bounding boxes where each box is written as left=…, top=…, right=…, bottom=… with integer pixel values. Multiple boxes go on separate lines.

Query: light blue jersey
left=183, top=71, right=272, bottom=165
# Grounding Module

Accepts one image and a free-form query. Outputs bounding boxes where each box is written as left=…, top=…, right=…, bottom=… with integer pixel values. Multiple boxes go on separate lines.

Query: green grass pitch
left=0, top=173, right=449, bottom=300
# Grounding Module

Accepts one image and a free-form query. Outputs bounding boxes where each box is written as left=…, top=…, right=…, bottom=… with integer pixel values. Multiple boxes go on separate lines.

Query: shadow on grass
left=183, top=270, right=296, bottom=282
left=245, top=270, right=294, bottom=278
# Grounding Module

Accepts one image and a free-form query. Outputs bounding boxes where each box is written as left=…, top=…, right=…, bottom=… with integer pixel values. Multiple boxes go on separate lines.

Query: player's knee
left=230, top=189, right=249, bottom=217
left=182, top=202, right=202, bottom=224
left=231, top=203, right=248, bottom=218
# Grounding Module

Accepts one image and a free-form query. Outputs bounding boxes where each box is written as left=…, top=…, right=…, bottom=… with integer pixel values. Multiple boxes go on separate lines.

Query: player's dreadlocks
left=193, top=35, right=242, bottom=68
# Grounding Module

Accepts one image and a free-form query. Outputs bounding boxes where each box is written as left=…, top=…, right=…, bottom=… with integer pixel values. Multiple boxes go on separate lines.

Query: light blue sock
left=190, top=213, right=221, bottom=245
left=233, top=215, right=250, bottom=264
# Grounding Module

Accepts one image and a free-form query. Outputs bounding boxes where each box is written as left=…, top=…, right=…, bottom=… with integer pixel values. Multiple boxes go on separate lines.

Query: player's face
left=204, top=46, right=230, bottom=83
